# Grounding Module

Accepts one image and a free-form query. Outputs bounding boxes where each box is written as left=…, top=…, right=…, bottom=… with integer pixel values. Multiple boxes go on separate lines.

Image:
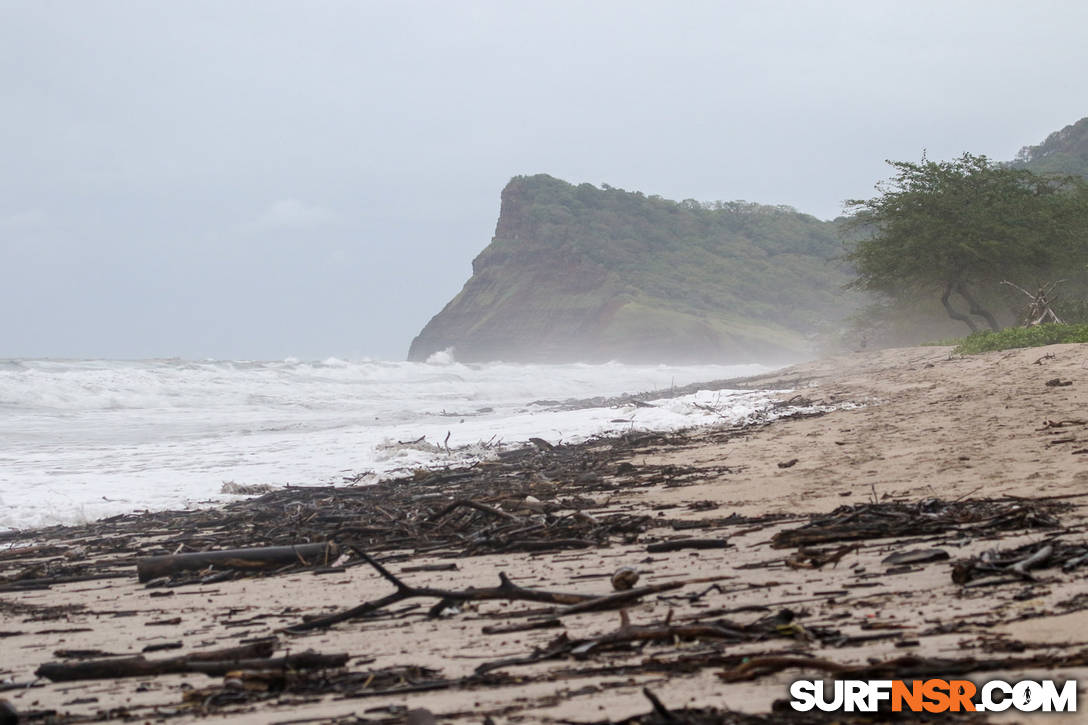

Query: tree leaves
left=844, top=153, right=1088, bottom=331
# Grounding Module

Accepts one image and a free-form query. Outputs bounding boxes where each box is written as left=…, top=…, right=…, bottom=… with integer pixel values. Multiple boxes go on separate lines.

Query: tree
left=845, top=153, right=1088, bottom=332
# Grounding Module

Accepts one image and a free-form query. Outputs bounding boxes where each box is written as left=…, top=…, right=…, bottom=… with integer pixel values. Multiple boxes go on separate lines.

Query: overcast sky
left=2, top=1, right=1087, bottom=360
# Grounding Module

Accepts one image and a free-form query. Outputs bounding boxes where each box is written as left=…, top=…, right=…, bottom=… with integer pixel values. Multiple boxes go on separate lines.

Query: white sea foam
left=0, top=357, right=780, bottom=531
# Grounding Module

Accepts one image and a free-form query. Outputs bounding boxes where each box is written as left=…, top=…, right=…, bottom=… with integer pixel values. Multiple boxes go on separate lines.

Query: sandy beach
left=3, top=343, right=1088, bottom=724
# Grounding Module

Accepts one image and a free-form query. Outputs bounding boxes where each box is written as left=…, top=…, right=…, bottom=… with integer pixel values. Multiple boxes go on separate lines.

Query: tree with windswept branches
left=844, top=153, right=1088, bottom=332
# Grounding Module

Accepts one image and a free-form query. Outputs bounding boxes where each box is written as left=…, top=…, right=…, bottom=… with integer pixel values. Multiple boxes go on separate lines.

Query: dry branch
left=286, top=550, right=727, bottom=633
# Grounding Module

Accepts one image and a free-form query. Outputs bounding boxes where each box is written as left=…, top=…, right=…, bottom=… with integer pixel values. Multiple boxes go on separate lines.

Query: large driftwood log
left=136, top=542, right=338, bottom=582
left=36, top=640, right=276, bottom=682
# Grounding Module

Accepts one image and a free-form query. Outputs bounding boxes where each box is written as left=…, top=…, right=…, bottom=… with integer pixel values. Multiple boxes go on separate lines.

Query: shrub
left=951, top=323, right=1088, bottom=354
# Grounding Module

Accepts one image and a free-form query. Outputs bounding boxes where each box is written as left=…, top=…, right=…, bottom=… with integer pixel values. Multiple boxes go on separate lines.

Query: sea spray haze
left=0, top=357, right=779, bottom=531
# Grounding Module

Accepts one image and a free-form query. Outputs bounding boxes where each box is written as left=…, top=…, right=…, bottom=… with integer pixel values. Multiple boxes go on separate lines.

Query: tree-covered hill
left=408, top=175, right=859, bottom=364
left=1013, top=116, right=1088, bottom=177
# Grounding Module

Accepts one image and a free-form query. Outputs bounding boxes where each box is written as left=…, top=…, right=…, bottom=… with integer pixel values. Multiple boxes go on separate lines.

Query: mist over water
left=0, top=356, right=781, bottom=531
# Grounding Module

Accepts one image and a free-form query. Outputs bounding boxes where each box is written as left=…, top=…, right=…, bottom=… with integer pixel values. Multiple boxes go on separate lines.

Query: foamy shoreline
left=0, top=358, right=774, bottom=532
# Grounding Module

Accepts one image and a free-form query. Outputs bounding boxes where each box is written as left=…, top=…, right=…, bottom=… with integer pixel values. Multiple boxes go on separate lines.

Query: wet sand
left=3, top=343, right=1088, bottom=723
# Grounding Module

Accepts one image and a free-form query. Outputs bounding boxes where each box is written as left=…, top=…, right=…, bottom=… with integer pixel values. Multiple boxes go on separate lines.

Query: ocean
left=0, top=356, right=781, bottom=532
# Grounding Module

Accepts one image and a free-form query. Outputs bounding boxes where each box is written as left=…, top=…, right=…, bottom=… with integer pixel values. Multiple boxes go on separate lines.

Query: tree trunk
left=941, top=281, right=978, bottom=332
left=955, top=282, right=1001, bottom=331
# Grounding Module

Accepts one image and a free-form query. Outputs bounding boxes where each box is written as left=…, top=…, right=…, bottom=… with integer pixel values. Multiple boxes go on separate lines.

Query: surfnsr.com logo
left=790, top=679, right=1077, bottom=713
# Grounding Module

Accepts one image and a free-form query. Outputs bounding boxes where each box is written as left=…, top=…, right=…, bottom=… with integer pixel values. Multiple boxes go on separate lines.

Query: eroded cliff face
left=407, top=175, right=858, bottom=364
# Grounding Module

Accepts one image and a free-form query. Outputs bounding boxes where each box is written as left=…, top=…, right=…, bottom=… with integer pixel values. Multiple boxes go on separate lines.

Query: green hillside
left=408, top=175, right=859, bottom=364
left=1013, top=116, right=1088, bottom=177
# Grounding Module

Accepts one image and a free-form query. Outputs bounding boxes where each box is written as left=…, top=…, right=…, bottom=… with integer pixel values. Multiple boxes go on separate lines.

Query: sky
left=2, top=1, right=1087, bottom=361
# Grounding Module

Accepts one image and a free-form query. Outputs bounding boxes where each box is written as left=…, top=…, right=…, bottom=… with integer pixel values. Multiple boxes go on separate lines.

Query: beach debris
left=785, top=544, right=856, bottom=569
left=1001, top=279, right=1066, bottom=326
left=1, top=429, right=755, bottom=593
left=475, top=608, right=825, bottom=675
left=611, top=566, right=640, bottom=590
left=771, top=497, right=1061, bottom=548
left=219, top=481, right=277, bottom=495
left=176, top=663, right=455, bottom=713
left=482, top=618, right=562, bottom=635
left=286, top=550, right=725, bottom=633
left=881, top=548, right=950, bottom=566
left=426, top=498, right=519, bottom=522
left=136, top=542, right=339, bottom=583
left=53, top=648, right=126, bottom=659
left=777, top=458, right=799, bottom=468
left=142, top=642, right=183, bottom=653
left=8, top=416, right=1088, bottom=723
left=405, top=709, right=438, bottom=725
left=35, top=639, right=301, bottom=682
left=640, top=688, right=674, bottom=722
left=646, top=538, right=729, bottom=553
left=1046, top=377, right=1073, bottom=387
left=951, top=538, right=1088, bottom=584
left=774, top=394, right=816, bottom=408
left=1038, top=418, right=1087, bottom=429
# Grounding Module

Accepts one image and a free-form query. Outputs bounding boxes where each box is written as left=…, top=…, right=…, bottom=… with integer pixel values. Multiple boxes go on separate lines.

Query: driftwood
left=180, top=652, right=349, bottom=675
left=426, top=499, right=518, bottom=523
left=881, top=548, right=949, bottom=566
left=1002, top=279, right=1065, bottom=326
left=785, top=544, right=857, bottom=569
left=476, top=608, right=810, bottom=675
left=554, top=580, right=707, bottom=616
left=136, top=542, right=338, bottom=583
left=286, top=549, right=724, bottom=633
left=771, top=498, right=1060, bottom=549
left=0, top=571, right=128, bottom=592
left=951, top=538, right=1088, bottom=584
left=646, top=538, right=729, bottom=553
left=36, top=640, right=276, bottom=682
left=286, top=550, right=598, bottom=633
